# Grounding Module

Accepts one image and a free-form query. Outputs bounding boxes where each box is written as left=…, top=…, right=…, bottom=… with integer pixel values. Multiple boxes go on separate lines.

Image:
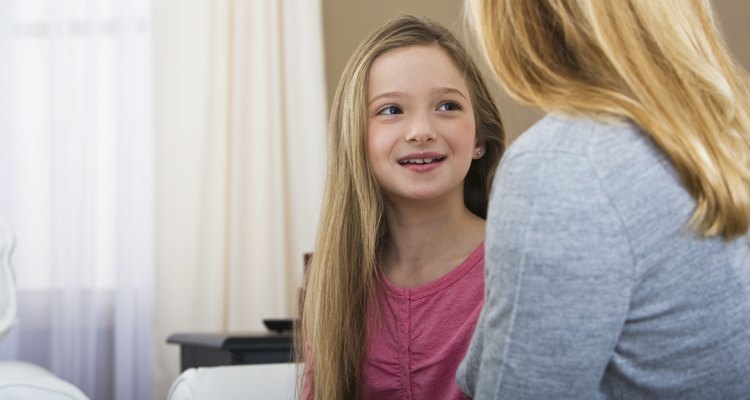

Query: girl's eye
left=377, top=105, right=403, bottom=116
left=437, top=101, right=462, bottom=111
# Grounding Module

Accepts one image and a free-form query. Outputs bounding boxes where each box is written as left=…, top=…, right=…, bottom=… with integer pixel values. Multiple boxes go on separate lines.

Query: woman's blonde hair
left=297, top=15, right=505, bottom=400
left=467, top=0, right=750, bottom=239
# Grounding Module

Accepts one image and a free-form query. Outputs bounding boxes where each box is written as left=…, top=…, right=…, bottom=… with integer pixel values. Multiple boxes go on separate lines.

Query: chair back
left=0, top=217, right=18, bottom=341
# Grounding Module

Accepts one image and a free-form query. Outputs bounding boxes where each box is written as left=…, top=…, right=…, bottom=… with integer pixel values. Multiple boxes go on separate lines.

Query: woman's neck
left=381, top=197, right=485, bottom=288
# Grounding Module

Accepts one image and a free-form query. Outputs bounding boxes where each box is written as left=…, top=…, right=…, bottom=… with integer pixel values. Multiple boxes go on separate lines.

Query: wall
left=714, top=1, right=750, bottom=71
left=322, top=0, right=750, bottom=143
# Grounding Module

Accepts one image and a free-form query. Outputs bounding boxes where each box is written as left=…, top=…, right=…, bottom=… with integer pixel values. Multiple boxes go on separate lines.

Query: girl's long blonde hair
left=297, top=15, right=505, bottom=400
left=467, top=0, right=750, bottom=239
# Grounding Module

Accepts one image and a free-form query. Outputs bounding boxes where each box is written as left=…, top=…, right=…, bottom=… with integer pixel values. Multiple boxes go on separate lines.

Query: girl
left=299, top=15, right=505, bottom=400
left=459, top=1, right=750, bottom=399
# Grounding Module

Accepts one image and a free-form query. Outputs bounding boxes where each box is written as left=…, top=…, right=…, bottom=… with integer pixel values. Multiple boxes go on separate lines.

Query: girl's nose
left=404, top=112, right=436, bottom=144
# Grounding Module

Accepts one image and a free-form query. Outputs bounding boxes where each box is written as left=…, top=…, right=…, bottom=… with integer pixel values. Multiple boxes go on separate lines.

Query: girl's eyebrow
left=368, top=91, right=403, bottom=106
left=368, top=87, right=467, bottom=106
left=432, top=87, right=468, bottom=101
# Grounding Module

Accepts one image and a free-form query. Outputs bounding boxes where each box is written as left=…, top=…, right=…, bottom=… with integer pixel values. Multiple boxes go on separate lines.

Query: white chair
left=0, top=217, right=90, bottom=400
left=167, top=363, right=302, bottom=400
left=0, top=217, right=18, bottom=342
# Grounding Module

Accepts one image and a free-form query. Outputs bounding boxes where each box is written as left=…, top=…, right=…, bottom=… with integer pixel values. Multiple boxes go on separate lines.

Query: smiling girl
left=298, top=15, right=505, bottom=400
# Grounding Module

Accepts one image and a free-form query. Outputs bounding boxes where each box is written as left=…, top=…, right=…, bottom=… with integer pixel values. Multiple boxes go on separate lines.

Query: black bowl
left=263, top=318, right=296, bottom=333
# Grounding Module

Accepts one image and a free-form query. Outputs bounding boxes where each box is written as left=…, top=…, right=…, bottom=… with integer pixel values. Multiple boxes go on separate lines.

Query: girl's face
left=366, top=44, right=479, bottom=208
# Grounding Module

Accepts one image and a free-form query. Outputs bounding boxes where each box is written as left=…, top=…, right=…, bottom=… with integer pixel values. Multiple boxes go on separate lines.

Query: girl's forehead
left=367, top=45, right=470, bottom=97
left=370, top=44, right=457, bottom=73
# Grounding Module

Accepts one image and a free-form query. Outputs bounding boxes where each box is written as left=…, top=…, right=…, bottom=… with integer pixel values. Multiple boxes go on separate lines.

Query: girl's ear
left=472, top=144, right=485, bottom=160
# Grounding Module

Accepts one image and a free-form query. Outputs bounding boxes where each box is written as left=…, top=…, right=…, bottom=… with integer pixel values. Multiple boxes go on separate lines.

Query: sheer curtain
left=152, top=0, right=327, bottom=397
left=0, top=1, right=154, bottom=399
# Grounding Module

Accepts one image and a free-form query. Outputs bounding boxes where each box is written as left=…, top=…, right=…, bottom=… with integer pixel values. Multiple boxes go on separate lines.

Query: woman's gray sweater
left=457, top=114, right=750, bottom=399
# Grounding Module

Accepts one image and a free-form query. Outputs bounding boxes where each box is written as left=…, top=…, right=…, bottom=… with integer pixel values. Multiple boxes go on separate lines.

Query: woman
left=298, top=15, right=505, bottom=399
left=458, top=1, right=750, bottom=399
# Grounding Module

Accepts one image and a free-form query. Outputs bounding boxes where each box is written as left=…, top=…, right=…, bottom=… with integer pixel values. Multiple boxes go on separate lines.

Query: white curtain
left=152, top=0, right=327, bottom=398
left=0, top=1, right=154, bottom=399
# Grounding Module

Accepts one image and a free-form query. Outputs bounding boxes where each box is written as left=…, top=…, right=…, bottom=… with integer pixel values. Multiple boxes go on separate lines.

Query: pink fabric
left=362, top=243, right=484, bottom=400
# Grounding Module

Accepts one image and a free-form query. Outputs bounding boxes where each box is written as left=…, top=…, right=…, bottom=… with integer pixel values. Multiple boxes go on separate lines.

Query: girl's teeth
left=399, top=157, right=443, bottom=165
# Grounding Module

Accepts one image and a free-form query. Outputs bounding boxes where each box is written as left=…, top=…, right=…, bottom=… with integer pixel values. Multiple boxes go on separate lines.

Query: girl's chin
left=386, top=189, right=460, bottom=205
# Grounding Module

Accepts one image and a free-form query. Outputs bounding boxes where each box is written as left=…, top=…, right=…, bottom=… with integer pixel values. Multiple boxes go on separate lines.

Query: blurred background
left=0, top=1, right=747, bottom=399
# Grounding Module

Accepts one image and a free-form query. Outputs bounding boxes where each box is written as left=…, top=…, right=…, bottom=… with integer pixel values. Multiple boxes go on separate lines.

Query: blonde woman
left=298, top=15, right=505, bottom=400
left=458, top=0, right=750, bottom=399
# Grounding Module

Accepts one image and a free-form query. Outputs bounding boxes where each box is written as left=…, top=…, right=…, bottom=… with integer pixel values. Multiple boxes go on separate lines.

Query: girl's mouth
left=397, top=156, right=446, bottom=165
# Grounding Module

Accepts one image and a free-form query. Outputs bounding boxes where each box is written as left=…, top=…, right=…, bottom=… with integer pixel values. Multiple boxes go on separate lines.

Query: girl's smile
left=397, top=152, right=447, bottom=172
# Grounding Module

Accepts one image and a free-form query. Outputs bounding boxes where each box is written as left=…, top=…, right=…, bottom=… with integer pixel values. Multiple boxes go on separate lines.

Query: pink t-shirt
left=362, top=243, right=484, bottom=400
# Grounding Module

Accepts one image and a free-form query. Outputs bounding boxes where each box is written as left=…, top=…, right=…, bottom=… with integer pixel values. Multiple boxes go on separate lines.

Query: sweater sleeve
left=459, top=146, right=635, bottom=399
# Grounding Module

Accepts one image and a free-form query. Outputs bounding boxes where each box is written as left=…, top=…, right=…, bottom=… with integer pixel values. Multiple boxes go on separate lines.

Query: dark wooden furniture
left=167, top=331, right=293, bottom=372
